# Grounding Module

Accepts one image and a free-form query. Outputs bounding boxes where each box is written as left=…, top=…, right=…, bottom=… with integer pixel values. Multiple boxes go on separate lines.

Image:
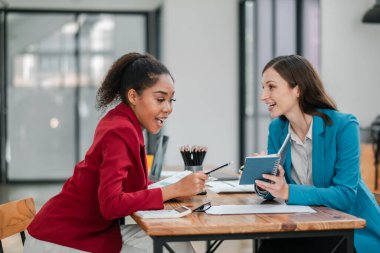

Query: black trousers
left=258, top=236, right=356, bottom=253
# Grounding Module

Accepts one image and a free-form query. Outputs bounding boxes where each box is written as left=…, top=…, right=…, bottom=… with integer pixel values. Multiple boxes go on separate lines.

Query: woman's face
left=129, top=74, right=175, bottom=134
left=261, top=67, right=300, bottom=118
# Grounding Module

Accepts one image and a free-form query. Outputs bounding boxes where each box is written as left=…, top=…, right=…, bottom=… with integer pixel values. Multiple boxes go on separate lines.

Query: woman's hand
left=251, top=151, right=267, bottom=156
left=161, top=172, right=208, bottom=201
left=254, top=165, right=289, bottom=200
left=176, top=172, right=208, bottom=196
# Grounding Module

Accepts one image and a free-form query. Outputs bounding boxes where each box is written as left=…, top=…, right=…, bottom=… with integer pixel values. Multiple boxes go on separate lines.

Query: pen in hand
left=204, top=161, right=233, bottom=175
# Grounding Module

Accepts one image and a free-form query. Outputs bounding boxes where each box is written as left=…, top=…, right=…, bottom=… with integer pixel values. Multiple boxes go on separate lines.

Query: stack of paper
left=206, top=180, right=255, bottom=193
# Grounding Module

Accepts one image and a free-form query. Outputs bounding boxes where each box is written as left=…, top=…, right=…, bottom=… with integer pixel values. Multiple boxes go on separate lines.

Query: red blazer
left=28, top=102, right=164, bottom=253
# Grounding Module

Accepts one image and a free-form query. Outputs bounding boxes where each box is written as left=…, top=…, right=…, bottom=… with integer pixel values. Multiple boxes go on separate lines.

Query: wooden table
left=131, top=190, right=366, bottom=253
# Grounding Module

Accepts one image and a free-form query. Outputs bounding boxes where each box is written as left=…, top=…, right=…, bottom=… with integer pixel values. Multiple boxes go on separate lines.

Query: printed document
left=148, top=170, right=192, bottom=189
left=205, top=204, right=316, bottom=215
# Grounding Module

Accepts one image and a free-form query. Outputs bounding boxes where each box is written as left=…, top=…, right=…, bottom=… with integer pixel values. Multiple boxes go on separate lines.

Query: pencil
left=205, top=161, right=233, bottom=175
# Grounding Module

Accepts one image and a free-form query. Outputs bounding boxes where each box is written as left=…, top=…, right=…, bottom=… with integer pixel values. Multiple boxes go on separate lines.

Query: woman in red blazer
left=24, top=53, right=207, bottom=253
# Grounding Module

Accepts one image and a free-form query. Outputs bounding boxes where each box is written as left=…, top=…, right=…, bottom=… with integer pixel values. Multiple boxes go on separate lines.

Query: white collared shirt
left=288, top=120, right=313, bottom=185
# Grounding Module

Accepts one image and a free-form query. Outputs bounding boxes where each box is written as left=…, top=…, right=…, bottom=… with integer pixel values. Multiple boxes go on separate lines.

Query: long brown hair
left=262, top=55, right=337, bottom=124
left=96, top=52, right=173, bottom=111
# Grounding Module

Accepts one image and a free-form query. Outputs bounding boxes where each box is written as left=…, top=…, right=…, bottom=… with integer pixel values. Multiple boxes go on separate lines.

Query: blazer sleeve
left=288, top=119, right=360, bottom=211
left=98, top=130, right=163, bottom=220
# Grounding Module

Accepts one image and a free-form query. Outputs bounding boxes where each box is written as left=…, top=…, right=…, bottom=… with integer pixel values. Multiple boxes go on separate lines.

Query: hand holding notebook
left=239, top=133, right=291, bottom=185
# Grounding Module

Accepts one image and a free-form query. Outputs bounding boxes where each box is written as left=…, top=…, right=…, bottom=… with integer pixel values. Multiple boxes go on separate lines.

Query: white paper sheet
left=205, top=204, right=316, bottom=215
left=160, top=171, right=187, bottom=177
left=148, top=170, right=192, bottom=189
left=206, top=180, right=255, bottom=193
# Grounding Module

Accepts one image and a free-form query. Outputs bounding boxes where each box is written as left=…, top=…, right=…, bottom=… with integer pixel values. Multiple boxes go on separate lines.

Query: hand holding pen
left=161, top=172, right=208, bottom=200
left=177, top=161, right=232, bottom=197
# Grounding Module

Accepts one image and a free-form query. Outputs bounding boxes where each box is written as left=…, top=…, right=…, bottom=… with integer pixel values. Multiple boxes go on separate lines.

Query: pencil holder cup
left=185, top=165, right=203, bottom=172
left=180, top=145, right=207, bottom=195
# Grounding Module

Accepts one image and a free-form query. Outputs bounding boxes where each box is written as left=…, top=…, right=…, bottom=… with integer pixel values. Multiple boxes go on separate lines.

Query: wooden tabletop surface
left=132, top=190, right=366, bottom=236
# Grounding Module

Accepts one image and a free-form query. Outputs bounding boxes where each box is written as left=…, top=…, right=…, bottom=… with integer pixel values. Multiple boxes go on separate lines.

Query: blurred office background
left=0, top=0, right=379, bottom=189
left=1, top=0, right=380, bottom=252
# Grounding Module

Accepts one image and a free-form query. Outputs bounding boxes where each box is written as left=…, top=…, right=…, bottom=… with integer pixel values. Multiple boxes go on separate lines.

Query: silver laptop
left=149, top=135, right=169, bottom=182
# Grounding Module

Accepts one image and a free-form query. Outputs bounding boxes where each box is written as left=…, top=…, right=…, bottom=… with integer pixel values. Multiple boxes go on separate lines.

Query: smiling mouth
left=156, top=117, right=167, bottom=125
left=268, top=102, right=276, bottom=110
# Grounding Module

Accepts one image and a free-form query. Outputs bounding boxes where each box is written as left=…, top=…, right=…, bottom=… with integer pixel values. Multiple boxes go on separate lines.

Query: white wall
left=161, top=0, right=239, bottom=168
left=321, top=0, right=380, bottom=127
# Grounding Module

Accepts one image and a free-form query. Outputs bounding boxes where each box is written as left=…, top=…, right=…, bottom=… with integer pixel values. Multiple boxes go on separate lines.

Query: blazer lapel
left=281, top=122, right=293, bottom=183
left=312, top=115, right=325, bottom=187
left=140, top=145, right=148, bottom=186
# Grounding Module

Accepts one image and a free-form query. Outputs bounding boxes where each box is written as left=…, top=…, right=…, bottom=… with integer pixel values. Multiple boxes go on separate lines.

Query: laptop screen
left=149, top=135, right=169, bottom=182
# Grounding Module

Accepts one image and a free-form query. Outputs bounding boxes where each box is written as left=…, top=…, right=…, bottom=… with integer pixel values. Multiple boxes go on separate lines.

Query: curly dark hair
left=262, top=55, right=337, bottom=125
left=96, top=52, right=173, bottom=110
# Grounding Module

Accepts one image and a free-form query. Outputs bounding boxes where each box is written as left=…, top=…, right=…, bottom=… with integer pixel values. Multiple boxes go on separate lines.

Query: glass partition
left=6, top=12, right=146, bottom=180
left=239, top=0, right=320, bottom=163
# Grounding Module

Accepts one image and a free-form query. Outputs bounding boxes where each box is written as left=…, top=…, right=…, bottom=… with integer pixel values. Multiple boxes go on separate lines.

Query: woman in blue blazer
left=256, top=55, right=380, bottom=253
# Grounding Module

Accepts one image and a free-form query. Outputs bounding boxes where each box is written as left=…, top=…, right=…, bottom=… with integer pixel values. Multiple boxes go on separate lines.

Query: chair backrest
left=0, top=198, right=36, bottom=251
left=374, top=192, right=380, bottom=206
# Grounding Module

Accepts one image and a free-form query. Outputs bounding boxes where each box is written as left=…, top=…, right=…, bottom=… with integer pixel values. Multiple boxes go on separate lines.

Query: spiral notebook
left=239, top=133, right=291, bottom=185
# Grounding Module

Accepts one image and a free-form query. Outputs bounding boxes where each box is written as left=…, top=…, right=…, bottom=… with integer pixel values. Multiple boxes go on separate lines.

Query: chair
left=0, top=198, right=36, bottom=253
left=374, top=192, right=380, bottom=206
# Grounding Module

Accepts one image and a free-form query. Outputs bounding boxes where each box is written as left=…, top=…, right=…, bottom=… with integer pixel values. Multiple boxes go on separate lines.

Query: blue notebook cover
left=239, top=133, right=291, bottom=185
left=239, top=156, right=279, bottom=184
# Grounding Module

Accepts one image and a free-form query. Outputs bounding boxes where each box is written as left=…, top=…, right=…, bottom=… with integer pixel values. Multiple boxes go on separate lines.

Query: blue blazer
left=267, top=109, right=380, bottom=253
